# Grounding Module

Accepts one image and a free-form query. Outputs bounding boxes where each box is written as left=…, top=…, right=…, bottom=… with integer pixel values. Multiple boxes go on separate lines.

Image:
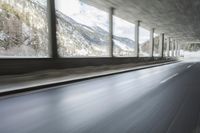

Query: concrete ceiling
left=82, top=0, right=200, bottom=43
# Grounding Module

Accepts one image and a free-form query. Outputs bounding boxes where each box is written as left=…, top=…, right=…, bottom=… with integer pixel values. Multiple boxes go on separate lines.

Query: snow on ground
left=0, top=45, right=48, bottom=57
left=180, top=50, right=200, bottom=62
left=0, top=31, right=9, bottom=40
left=114, top=40, right=130, bottom=50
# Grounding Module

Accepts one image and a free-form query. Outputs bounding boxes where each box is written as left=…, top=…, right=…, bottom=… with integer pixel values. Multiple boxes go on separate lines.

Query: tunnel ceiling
left=82, top=0, right=200, bottom=43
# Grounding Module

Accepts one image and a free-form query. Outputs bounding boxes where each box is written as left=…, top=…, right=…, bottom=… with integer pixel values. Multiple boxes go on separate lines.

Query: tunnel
left=0, top=0, right=200, bottom=133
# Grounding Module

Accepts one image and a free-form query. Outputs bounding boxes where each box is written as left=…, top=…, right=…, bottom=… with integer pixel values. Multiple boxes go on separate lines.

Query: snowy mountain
left=0, top=0, right=137, bottom=57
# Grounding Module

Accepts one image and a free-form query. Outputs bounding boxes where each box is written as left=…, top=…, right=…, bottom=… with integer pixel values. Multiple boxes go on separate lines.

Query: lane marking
left=118, top=68, right=177, bottom=86
left=187, top=65, right=192, bottom=69
left=117, top=62, right=183, bottom=86
left=160, top=73, right=179, bottom=84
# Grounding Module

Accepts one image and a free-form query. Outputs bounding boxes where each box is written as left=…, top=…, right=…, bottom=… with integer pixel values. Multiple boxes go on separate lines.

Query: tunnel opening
left=179, top=43, right=200, bottom=61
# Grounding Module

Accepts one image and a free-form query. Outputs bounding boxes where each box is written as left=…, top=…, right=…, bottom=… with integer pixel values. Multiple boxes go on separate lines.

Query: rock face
left=0, top=0, right=48, bottom=57
left=0, top=0, right=146, bottom=57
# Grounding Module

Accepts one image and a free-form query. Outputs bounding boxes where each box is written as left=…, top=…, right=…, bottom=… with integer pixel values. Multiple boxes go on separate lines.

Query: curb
left=0, top=60, right=179, bottom=98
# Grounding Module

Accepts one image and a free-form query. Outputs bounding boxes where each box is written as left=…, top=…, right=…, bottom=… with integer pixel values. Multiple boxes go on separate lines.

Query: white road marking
left=118, top=63, right=182, bottom=86
left=160, top=73, right=179, bottom=84
left=118, top=68, right=177, bottom=86
left=187, top=65, right=192, bottom=69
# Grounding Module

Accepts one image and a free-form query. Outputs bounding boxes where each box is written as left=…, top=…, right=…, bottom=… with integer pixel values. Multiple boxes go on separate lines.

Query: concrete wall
left=0, top=57, right=174, bottom=75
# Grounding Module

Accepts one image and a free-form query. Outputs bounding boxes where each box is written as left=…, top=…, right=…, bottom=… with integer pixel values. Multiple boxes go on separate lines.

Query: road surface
left=0, top=61, right=200, bottom=133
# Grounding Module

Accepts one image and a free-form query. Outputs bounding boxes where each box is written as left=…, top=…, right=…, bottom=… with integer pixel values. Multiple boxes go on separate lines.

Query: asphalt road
left=0, top=61, right=200, bottom=133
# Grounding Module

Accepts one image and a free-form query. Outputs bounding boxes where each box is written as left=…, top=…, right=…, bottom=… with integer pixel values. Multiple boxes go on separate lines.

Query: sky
left=55, top=0, right=150, bottom=43
left=55, top=0, right=109, bottom=32
left=113, top=16, right=135, bottom=40
left=139, top=27, right=150, bottom=44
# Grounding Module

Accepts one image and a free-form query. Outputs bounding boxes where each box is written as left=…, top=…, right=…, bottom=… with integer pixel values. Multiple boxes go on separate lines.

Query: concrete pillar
left=48, top=0, right=58, bottom=58
left=166, top=37, right=170, bottom=57
left=109, top=7, right=114, bottom=57
left=177, top=42, right=180, bottom=57
left=177, top=42, right=181, bottom=57
left=172, top=40, right=175, bottom=57
left=135, top=21, right=140, bottom=57
left=175, top=41, right=178, bottom=57
left=174, top=41, right=177, bottom=57
left=159, top=33, right=164, bottom=57
left=150, top=28, right=154, bottom=57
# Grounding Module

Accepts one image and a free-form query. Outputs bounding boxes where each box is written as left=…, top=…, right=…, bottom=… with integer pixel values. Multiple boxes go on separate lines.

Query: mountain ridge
left=0, top=0, right=137, bottom=57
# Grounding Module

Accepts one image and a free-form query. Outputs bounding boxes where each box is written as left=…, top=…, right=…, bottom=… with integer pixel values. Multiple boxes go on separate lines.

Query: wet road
left=1, top=62, right=200, bottom=133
